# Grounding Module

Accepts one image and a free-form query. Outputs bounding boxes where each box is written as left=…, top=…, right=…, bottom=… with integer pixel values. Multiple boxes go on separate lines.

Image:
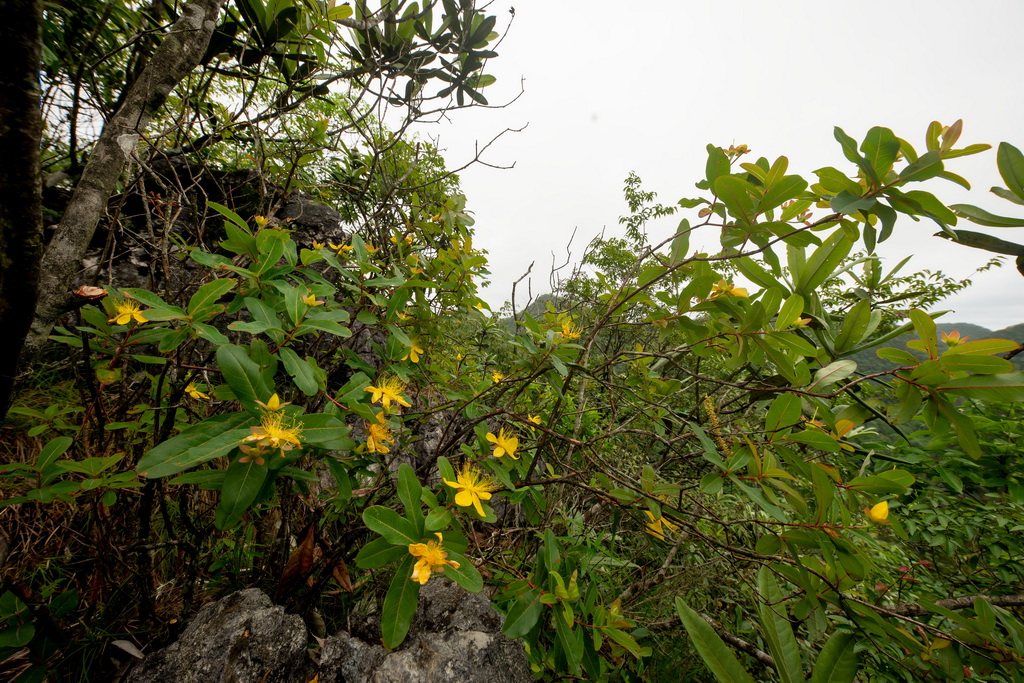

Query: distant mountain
left=992, top=322, right=1024, bottom=342
left=848, top=322, right=1024, bottom=375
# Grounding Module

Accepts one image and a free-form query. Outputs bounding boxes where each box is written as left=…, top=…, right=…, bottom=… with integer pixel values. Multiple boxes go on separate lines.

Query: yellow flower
left=941, top=330, right=969, bottom=346
left=491, top=372, right=505, bottom=384
left=867, top=500, right=890, bottom=524
left=256, top=393, right=288, bottom=412
left=402, top=340, right=424, bottom=363
left=302, top=292, right=324, bottom=307
left=486, top=428, right=519, bottom=459
left=559, top=319, right=582, bottom=340
left=185, top=383, right=209, bottom=400
left=644, top=511, right=680, bottom=541
left=329, top=243, right=353, bottom=255
left=408, top=533, right=460, bottom=585
left=527, top=414, right=541, bottom=431
left=456, top=352, right=463, bottom=361
left=397, top=311, right=410, bottom=321
left=243, top=410, right=302, bottom=455
left=366, top=420, right=394, bottom=454
left=365, top=243, right=378, bottom=254
left=710, top=279, right=748, bottom=298
left=109, top=299, right=149, bottom=325
left=312, top=241, right=326, bottom=250
left=253, top=215, right=268, bottom=227
left=443, top=463, right=500, bottom=517
left=237, top=448, right=265, bottom=466
left=364, top=376, right=412, bottom=410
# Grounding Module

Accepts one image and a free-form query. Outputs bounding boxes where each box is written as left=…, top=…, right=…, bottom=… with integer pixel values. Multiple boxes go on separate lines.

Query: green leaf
left=215, top=457, right=270, bottom=529
left=437, top=456, right=457, bottom=485
left=298, top=318, right=352, bottom=337
left=860, top=126, right=900, bottom=180
left=784, top=429, right=840, bottom=453
left=942, top=229, right=1024, bottom=256
left=715, top=175, right=757, bottom=225
left=503, top=589, right=544, bottom=639
left=674, top=597, right=755, bottom=683
left=908, top=309, right=938, bottom=359
left=938, top=372, right=1024, bottom=402
left=796, top=229, right=854, bottom=294
left=296, top=413, right=350, bottom=449
left=168, top=470, right=225, bottom=487
left=279, top=347, right=319, bottom=395
left=874, top=202, right=897, bottom=243
left=706, top=144, right=731, bottom=186
left=442, top=551, right=483, bottom=592
left=775, top=294, right=804, bottom=330
left=757, top=567, right=803, bottom=683
left=807, top=360, right=857, bottom=393
left=425, top=507, right=451, bottom=531
left=0, top=621, right=35, bottom=648
left=939, top=354, right=1014, bottom=374
left=830, top=191, right=875, bottom=215
left=217, top=344, right=272, bottom=414
left=397, top=463, right=423, bottom=520
left=603, top=627, right=645, bottom=659
left=834, top=300, right=872, bottom=354
left=846, top=470, right=915, bottom=494
left=252, top=229, right=286, bottom=275
left=759, top=176, right=808, bottom=214
left=949, top=203, right=1024, bottom=228
left=381, top=555, right=420, bottom=649
left=187, top=278, right=236, bottom=320
left=138, top=413, right=252, bottom=478
left=363, top=506, right=419, bottom=545
left=997, top=142, right=1024, bottom=203
left=355, top=537, right=408, bottom=569
left=192, top=322, right=230, bottom=346
left=669, top=220, right=691, bottom=266
left=833, top=127, right=876, bottom=184
left=810, top=632, right=859, bottom=683
left=37, top=436, right=73, bottom=471
left=898, top=151, right=944, bottom=184
left=121, top=288, right=171, bottom=309
left=876, top=347, right=919, bottom=365
left=765, top=394, right=801, bottom=441
left=737, top=256, right=785, bottom=291
left=901, top=190, right=957, bottom=226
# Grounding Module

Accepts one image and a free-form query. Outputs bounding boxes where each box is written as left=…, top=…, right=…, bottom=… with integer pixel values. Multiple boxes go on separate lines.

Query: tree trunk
left=0, top=0, right=45, bottom=425
left=15, top=0, right=227, bottom=383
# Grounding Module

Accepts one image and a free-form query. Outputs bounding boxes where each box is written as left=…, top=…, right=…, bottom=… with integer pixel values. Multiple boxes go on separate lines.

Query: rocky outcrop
left=127, top=589, right=313, bottom=683
left=129, top=580, right=532, bottom=683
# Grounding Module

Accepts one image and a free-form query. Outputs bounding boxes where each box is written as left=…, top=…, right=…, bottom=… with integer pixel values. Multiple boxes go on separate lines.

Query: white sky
left=418, top=0, right=1024, bottom=330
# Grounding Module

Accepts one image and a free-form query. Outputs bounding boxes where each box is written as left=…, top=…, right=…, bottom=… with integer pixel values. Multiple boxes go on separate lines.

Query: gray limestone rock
left=128, top=580, right=532, bottom=683
left=318, top=579, right=533, bottom=683
left=128, top=588, right=313, bottom=683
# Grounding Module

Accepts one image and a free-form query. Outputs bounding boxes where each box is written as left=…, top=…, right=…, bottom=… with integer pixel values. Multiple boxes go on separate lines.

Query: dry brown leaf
left=332, top=558, right=353, bottom=593
left=274, top=524, right=316, bottom=600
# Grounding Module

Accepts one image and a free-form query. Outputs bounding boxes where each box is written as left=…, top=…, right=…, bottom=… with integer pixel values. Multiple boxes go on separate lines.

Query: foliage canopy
left=2, top=2, right=1024, bottom=682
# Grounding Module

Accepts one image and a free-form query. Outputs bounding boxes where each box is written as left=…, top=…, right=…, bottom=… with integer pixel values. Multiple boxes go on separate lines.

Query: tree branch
left=0, top=0, right=45, bottom=424
left=18, top=0, right=227, bottom=374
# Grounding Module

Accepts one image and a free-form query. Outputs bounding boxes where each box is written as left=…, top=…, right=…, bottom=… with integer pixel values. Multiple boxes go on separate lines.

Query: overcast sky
left=418, top=0, right=1024, bottom=330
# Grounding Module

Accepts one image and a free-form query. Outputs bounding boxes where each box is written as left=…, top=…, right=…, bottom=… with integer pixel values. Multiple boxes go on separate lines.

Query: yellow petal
left=868, top=500, right=889, bottom=523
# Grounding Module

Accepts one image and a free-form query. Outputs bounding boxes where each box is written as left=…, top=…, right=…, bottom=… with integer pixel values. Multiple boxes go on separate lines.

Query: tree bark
left=16, top=0, right=227, bottom=378
left=0, top=0, right=45, bottom=425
